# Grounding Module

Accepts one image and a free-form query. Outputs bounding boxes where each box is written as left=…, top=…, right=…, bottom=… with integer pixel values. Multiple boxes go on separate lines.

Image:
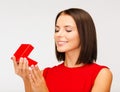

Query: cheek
left=70, top=35, right=80, bottom=47
left=70, top=34, right=80, bottom=43
left=72, top=38, right=80, bottom=46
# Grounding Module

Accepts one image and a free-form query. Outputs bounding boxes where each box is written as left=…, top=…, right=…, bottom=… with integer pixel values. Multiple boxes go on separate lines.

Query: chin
left=57, top=48, right=66, bottom=52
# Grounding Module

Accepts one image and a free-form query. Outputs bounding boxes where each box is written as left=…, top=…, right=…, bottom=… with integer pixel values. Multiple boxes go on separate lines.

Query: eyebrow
left=65, top=25, right=73, bottom=28
left=55, top=25, right=73, bottom=28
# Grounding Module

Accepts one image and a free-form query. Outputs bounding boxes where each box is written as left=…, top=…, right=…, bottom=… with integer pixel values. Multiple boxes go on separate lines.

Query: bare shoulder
left=91, top=68, right=113, bottom=92
left=98, top=68, right=113, bottom=79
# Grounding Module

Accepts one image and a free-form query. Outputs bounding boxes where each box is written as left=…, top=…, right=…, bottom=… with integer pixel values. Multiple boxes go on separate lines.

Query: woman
left=11, top=8, right=112, bottom=92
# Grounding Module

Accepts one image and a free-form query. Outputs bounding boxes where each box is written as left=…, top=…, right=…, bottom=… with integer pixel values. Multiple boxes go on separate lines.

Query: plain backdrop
left=0, top=0, right=120, bottom=92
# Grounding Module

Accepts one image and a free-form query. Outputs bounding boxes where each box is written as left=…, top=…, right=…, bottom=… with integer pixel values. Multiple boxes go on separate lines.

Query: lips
left=56, top=41, right=68, bottom=46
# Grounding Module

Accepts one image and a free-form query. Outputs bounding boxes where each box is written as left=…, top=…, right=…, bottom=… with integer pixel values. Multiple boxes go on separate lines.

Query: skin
left=11, top=14, right=112, bottom=92
left=11, top=57, right=32, bottom=92
left=11, top=56, right=49, bottom=92
left=55, top=14, right=81, bottom=67
left=91, top=68, right=113, bottom=92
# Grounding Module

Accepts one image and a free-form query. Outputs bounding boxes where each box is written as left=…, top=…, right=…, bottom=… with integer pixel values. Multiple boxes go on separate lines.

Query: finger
left=29, top=73, right=34, bottom=85
left=11, top=56, right=19, bottom=64
left=11, top=56, right=18, bottom=70
left=30, top=65, right=43, bottom=82
left=31, top=65, right=44, bottom=84
left=29, top=67, right=36, bottom=83
left=31, top=65, right=40, bottom=80
left=23, top=58, right=29, bottom=68
left=29, top=75, right=36, bottom=89
left=18, top=57, right=24, bottom=72
left=34, top=65, right=43, bottom=78
left=23, top=58, right=29, bottom=74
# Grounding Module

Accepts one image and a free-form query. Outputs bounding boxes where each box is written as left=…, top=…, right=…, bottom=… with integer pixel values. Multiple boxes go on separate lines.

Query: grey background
left=0, top=0, right=119, bottom=91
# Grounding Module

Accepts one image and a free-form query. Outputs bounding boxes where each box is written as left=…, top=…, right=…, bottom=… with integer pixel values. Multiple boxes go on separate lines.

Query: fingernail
left=35, top=64, right=38, bottom=67
left=31, top=65, right=34, bottom=69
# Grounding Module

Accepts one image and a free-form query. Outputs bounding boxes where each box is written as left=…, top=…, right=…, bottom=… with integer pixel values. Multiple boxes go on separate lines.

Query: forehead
left=56, top=14, right=76, bottom=27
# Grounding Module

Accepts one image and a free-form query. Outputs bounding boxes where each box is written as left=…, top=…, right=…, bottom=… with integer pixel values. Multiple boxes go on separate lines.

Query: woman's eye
left=55, top=30, right=59, bottom=32
left=66, top=30, right=72, bottom=32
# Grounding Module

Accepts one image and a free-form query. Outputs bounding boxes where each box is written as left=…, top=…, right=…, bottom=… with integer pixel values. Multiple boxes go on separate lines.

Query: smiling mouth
left=57, top=41, right=68, bottom=46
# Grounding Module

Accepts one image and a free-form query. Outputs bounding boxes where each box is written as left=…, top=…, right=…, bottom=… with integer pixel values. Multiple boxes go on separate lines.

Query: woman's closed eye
left=55, top=30, right=59, bottom=32
left=66, top=30, right=72, bottom=32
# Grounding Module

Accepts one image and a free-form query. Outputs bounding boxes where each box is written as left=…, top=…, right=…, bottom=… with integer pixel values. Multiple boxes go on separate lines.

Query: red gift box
left=13, top=44, right=38, bottom=66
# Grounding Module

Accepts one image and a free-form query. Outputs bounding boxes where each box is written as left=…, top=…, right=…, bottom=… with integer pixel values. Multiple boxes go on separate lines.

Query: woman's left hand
left=29, top=65, right=49, bottom=92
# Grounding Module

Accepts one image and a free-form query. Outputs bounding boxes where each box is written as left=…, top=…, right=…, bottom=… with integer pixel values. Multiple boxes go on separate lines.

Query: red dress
left=43, top=63, right=108, bottom=92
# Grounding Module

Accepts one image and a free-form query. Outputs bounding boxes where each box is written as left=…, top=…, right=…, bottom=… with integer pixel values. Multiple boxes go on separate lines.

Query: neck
left=64, top=47, right=82, bottom=67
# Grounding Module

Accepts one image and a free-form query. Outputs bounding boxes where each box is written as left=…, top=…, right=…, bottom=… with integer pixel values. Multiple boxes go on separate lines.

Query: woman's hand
left=29, top=65, right=49, bottom=92
left=11, top=56, right=30, bottom=80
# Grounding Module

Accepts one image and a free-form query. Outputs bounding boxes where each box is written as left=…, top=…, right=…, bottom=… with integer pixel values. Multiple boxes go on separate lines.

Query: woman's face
left=54, top=14, right=80, bottom=53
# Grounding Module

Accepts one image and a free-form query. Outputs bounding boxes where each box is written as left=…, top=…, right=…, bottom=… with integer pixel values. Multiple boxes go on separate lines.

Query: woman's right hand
left=11, top=56, right=30, bottom=80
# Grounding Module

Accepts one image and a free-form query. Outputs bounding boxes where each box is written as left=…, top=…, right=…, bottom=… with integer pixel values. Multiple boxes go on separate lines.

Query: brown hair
left=55, top=8, right=97, bottom=64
